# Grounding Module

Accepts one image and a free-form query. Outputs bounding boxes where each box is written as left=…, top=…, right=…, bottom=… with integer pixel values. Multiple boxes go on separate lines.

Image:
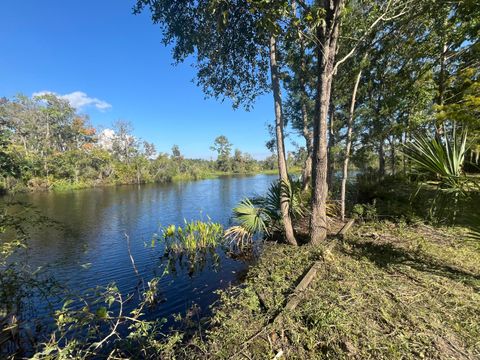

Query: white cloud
left=32, top=90, right=112, bottom=111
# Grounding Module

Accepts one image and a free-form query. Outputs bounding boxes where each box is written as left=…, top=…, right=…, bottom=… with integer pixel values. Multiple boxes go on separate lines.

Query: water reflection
left=5, top=174, right=277, bottom=321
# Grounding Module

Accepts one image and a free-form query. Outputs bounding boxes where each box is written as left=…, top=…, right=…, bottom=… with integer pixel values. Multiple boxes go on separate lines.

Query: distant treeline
left=0, top=94, right=302, bottom=192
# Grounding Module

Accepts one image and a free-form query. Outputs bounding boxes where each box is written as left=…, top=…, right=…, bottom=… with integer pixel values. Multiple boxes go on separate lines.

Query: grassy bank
left=2, top=169, right=289, bottom=194
left=180, top=221, right=480, bottom=359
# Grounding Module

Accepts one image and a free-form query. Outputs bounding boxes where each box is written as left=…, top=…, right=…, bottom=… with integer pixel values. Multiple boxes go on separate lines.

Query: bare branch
left=333, top=0, right=411, bottom=74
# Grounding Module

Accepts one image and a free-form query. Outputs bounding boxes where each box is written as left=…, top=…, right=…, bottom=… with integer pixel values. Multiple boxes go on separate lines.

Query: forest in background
left=0, top=94, right=304, bottom=193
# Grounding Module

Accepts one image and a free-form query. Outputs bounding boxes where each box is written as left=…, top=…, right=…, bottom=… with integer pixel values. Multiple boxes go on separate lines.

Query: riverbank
left=178, top=221, right=480, bottom=359
left=2, top=168, right=301, bottom=194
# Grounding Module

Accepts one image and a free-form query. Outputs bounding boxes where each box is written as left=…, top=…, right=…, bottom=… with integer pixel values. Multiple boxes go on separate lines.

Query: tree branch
left=333, top=0, right=410, bottom=74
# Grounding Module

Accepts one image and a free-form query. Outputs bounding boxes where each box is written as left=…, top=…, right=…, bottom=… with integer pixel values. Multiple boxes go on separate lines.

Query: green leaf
left=96, top=306, right=108, bottom=319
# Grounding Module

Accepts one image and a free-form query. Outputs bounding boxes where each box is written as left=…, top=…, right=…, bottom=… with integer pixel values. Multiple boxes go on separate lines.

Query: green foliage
left=178, top=223, right=480, bottom=359
left=0, top=95, right=274, bottom=193
left=352, top=202, right=378, bottom=222
left=404, top=129, right=469, bottom=188
left=234, top=198, right=270, bottom=235
left=226, top=178, right=308, bottom=245
left=0, top=200, right=62, bottom=358
left=0, top=129, right=20, bottom=184
left=160, top=219, right=224, bottom=254
left=403, top=130, right=479, bottom=223
left=261, top=178, right=308, bottom=221
left=155, top=219, right=225, bottom=276
left=211, top=135, right=232, bottom=172
left=32, top=282, right=183, bottom=359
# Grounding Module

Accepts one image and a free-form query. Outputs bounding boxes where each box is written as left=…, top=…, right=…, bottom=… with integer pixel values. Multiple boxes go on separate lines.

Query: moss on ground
left=181, top=222, right=480, bottom=359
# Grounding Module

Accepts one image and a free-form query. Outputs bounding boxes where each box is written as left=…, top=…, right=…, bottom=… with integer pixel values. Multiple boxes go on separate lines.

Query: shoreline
left=1, top=168, right=301, bottom=195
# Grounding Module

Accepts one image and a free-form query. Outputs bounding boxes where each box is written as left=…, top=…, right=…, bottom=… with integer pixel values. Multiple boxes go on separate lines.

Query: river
left=7, top=174, right=277, bottom=327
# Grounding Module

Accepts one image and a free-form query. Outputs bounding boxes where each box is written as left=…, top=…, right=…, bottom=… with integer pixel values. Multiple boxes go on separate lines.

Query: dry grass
left=181, top=222, right=480, bottom=359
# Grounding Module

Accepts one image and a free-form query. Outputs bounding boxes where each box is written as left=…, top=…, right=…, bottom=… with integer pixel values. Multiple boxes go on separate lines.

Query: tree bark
left=299, top=44, right=312, bottom=191
left=327, top=98, right=335, bottom=188
left=301, top=109, right=313, bottom=191
left=390, top=135, right=396, bottom=176
left=293, top=0, right=312, bottom=192
left=341, top=66, right=363, bottom=222
left=436, top=39, right=448, bottom=137
left=269, top=35, right=297, bottom=246
left=310, top=0, right=343, bottom=245
left=402, top=113, right=410, bottom=177
left=402, top=130, right=407, bottom=176
left=379, top=139, right=385, bottom=177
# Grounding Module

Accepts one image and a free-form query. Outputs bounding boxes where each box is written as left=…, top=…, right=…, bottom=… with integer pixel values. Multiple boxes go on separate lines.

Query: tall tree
left=210, top=135, right=232, bottom=172
left=308, top=0, right=410, bottom=238
left=134, top=0, right=299, bottom=244
left=309, top=0, right=344, bottom=245
left=270, top=35, right=297, bottom=245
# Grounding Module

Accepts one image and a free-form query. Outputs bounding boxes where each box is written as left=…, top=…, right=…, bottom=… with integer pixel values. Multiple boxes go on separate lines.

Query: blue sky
left=0, top=0, right=301, bottom=159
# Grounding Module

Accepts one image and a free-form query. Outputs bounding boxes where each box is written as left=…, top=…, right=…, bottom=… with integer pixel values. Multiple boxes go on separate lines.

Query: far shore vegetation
left=0, top=95, right=304, bottom=193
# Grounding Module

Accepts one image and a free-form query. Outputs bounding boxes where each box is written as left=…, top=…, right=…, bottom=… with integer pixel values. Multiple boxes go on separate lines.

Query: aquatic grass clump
left=160, top=219, right=224, bottom=254
left=157, top=219, right=225, bottom=276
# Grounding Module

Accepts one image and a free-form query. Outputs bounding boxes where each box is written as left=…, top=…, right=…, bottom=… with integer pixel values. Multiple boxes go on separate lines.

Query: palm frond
left=403, top=129, right=468, bottom=190
left=231, top=198, right=270, bottom=235
left=228, top=178, right=310, bottom=245
left=403, top=129, right=479, bottom=224
left=262, top=178, right=307, bottom=221
left=224, top=225, right=252, bottom=248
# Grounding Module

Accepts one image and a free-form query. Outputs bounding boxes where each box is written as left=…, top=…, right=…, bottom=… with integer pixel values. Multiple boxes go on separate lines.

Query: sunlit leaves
left=404, top=129, right=469, bottom=187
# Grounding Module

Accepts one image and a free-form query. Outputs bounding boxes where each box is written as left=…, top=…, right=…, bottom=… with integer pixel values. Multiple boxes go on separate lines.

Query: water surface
left=9, top=174, right=277, bottom=322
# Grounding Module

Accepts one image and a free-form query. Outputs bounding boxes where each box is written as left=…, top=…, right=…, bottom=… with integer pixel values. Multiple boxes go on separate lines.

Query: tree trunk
left=269, top=35, right=297, bottom=246
left=327, top=99, right=335, bottom=188
left=390, top=136, right=396, bottom=176
left=341, top=66, right=362, bottom=222
left=379, top=139, right=385, bottom=177
left=293, top=1, right=312, bottom=192
left=299, top=37, right=312, bottom=192
left=402, top=131, right=407, bottom=176
left=310, top=0, right=343, bottom=245
left=301, top=114, right=313, bottom=191
left=436, top=39, right=448, bottom=137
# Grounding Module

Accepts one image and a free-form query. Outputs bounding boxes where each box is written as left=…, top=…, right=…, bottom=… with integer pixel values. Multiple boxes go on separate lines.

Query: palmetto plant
left=230, top=198, right=270, bottom=235
left=225, top=178, right=308, bottom=247
left=224, top=198, right=270, bottom=248
left=403, top=129, right=476, bottom=223
left=262, top=179, right=307, bottom=221
left=404, top=129, right=468, bottom=189
left=468, top=214, right=480, bottom=242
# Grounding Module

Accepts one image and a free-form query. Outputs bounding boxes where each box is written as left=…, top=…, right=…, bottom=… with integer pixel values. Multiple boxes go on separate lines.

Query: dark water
left=9, top=174, right=277, bottom=324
